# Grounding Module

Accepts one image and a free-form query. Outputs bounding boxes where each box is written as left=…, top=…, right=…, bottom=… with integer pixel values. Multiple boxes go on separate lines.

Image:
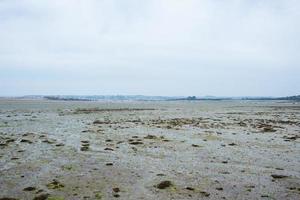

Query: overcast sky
left=0, top=0, right=299, bottom=97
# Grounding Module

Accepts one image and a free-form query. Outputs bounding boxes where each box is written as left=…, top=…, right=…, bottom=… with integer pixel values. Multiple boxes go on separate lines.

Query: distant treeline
left=241, top=95, right=300, bottom=101
left=44, top=96, right=92, bottom=101
left=17, top=95, right=300, bottom=102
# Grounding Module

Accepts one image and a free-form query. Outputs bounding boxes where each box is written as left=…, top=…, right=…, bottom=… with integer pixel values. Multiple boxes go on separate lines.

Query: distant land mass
left=3, top=95, right=299, bottom=101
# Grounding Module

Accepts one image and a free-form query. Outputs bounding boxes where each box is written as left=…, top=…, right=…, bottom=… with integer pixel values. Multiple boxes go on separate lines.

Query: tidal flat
left=0, top=99, right=299, bottom=200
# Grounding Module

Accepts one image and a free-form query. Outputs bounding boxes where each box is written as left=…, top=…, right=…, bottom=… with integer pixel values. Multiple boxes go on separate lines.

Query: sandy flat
left=0, top=100, right=299, bottom=200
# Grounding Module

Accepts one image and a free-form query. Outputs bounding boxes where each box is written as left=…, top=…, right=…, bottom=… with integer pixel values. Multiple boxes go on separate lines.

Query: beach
left=0, top=99, right=299, bottom=200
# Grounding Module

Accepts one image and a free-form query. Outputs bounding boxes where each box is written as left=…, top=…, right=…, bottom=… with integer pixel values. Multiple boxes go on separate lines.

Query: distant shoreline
left=0, top=95, right=299, bottom=102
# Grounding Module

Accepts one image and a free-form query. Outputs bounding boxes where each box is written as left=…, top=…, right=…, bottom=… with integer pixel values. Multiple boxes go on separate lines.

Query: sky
left=0, top=0, right=299, bottom=97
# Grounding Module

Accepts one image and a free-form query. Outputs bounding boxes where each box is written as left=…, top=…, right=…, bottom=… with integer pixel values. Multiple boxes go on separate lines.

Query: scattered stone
left=216, top=187, right=223, bottom=191
left=23, top=186, right=36, bottom=191
left=106, top=163, right=113, bottom=166
left=129, top=141, right=143, bottom=145
left=186, top=187, right=195, bottom=191
left=156, top=181, right=173, bottom=189
left=113, top=194, right=120, bottom=198
left=144, top=135, right=157, bottom=139
left=112, top=188, right=120, bottom=193
left=80, top=146, right=89, bottom=151
left=20, top=139, right=32, bottom=144
left=275, top=168, right=284, bottom=170
left=228, top=143, right=236, bottom=146
left=271, top=174, right=288, bottom=179
left=156, top=174, right=165, bottom=176
left=104, top=148, right=114, bottom=151
left=199, top=191, right=210, bottom=197
left=42, top=139, right=56, bottom=144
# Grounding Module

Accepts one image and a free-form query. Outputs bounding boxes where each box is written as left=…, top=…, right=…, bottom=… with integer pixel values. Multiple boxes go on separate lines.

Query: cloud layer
left=0, top=0, right=299, bottom=96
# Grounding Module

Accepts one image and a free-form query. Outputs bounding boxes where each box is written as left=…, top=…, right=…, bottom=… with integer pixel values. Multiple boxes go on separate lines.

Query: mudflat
left=0, top=99, right=299, bottom=200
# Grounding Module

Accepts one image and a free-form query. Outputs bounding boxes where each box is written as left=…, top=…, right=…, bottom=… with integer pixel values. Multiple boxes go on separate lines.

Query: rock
left=271, top=174, right=288, bottom=179
left=80, top=146, right=89, bottom=151
left=156, top=181, right=173, bottom=189
left=156, top=173, right=165, bottom=176
left=20, top=139, right=32, bottom=144
left=186, top=187, right=195, bottom=191
left=228, top=143, right=236, bottom=146
left=112, top=188, right=120, bottom=193
left=104, top=148, right=114, bottom=151
left=144, top=135, right=157, bottom=139
left=216, top=187, right=223, bottom=191
left=199, top=191, right=210, bottom=197
left=42, top=139, right=55, bottom=144
left=23, top=186, right=36, bottom=191
left=192, top=144, right=200, bottom=147
left=129, top=141, right=143, bottom=145
left=106, top=163, right=113, bottom=166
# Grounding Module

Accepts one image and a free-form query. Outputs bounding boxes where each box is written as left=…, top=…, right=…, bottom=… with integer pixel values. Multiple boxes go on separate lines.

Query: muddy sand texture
left=0, top=100, right=300, bottom=200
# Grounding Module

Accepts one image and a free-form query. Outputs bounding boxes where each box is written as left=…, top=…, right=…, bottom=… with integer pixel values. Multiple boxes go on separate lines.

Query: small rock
left=20, top=139, right=32, bottom=144
left=81, top=146, right=89, bottom=151
left=186, top=187, right=195, bottom=191
left=144, top=135, right=157, bottom=139
left=228, top=143, right=236, bottom=146
left=156, top=181, right=173, bottom=189
left=23, top=186, right=36, bottom=191
left=200, top=191, right=210, bottom=197
left=271, top=174, right=288, bottom=179
left=129, top=141, right=143, bottom=145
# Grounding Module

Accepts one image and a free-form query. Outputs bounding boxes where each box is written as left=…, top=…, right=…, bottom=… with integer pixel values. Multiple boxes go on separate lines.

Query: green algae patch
left=46, top=179, right=65, bottom=190
left=47, top=196, right=65, bottom=200
left=94, top=192, right=103, bottom=199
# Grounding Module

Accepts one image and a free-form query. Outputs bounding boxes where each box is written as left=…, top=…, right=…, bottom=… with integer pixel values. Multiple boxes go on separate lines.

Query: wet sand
left=0, top=99, right=299, bottom=200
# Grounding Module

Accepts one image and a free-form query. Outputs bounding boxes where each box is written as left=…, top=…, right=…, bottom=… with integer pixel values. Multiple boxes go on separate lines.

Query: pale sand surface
left=0, top=100, right=299, bottom=200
